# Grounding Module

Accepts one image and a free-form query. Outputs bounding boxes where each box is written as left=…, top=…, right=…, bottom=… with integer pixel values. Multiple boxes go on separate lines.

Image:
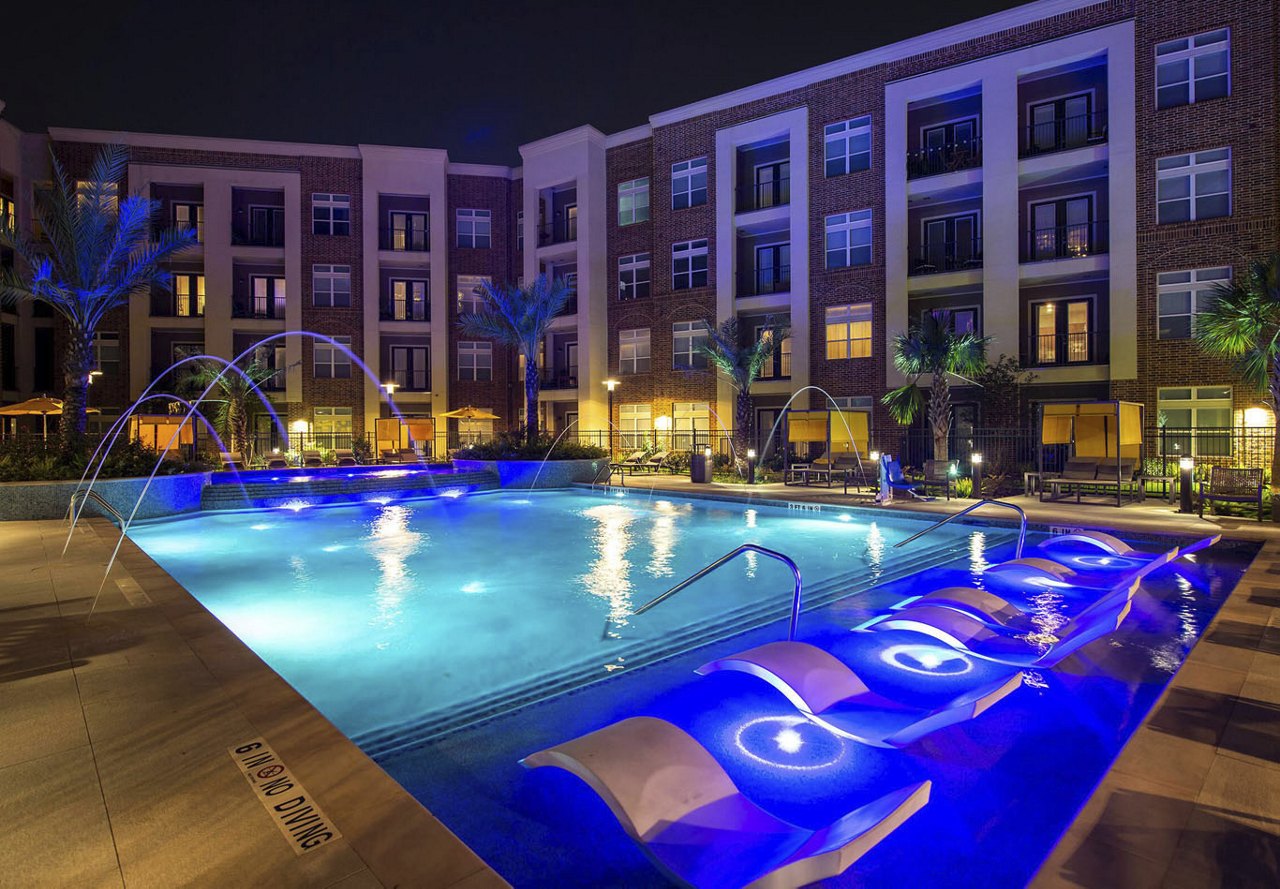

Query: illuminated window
left=1158, top=386, right=1232, bottom=457
left=825, top=210, right=872, bottom=268
left=312, top=264, right=351, bottom=308
left=313, top=406, right=353, bottom=436
left=312, top=193, right=351, bottom=236
left=620, top=328, right=651, bottom=374
left=388, top=211, right=428, bottom=251
left=618, top=177, right=650, bottom=225
left=824, top=116, right=872, bottom=177
left=458, top=341, right=492, bottom=381
left=620, top=403, right=651, bottom=448
left=1156, top=29, right=1229, bottom=109
left=1157, top=266, right=1230, bottom=339
left=173, top=272, right=205, bottom=317
left=172, top=202, right=203, bottom=242
left=456, top=209, right=492, bottom=248
left=76, top=180, right=118, bottom=214
left=457, top=274, right=490, bottom=313
left=92, top=332, right=120, bottom=374
left=251, top=275, right=286, bottom=318
left=389, top=279, right=428, bottom=321
left=671, top=158, right=707, bottom=210
left=825, top=303, right=872, bottom=359
left=672, top=402, right=710, bottom=449
left=1157, top=149, right=1230, bottom=223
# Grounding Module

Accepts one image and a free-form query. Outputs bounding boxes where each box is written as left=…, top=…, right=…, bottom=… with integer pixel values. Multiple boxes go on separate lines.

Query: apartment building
left=0, top=0, right=1273, bottom=455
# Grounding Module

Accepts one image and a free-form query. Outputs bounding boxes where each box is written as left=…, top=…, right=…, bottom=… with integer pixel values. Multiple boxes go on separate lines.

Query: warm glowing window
left=389, top=279, right=428, bottom=321
left=313, top=406, right=353, bottom=436
left=457, top=274, right=490, bottom=313
left=173, top=272, right=205, bottom=317
left=620, top=328, right=651, bottom=374
left=619, top=403, right=651, bottom=448
left=172, top=202, right=203, bottom=242
left=251, top=275, right=286, bottom=318
left=825, top=303, right=872, bottom=359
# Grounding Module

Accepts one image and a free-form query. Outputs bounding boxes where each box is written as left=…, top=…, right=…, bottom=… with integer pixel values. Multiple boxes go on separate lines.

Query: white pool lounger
left=521, top=716, right=931, bottom=889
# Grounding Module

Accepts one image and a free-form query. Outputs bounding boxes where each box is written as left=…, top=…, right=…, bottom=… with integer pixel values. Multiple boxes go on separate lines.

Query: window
left=458, top=341, right=492, bottom=381
left=1031, top=298, right=1093, bottom=365
left=172, top=202, right=204, bottom=242
left=620, top=328, right=651, bottom=374
left=312, top=193, right=351, bottom=236
left=1157, top=266, right=1230, bottom=339
left=672, top=321, right=709, bottom=369
left=92, top=332, right=120, bottom=375
left=919, top=212, right=980, bottom=271
left=672, top=402, right=710, bottom=450
left=253, top=343, right=288, bottom=390
left=1156, top=29, right=1229, bottom=109
left=1027, top=196, right=1096, bottom=260
left=312, top=264, right=351, bottom=308
left=1027, top=93, right=1094, bottom=154
left=672, top=239, right=709, bottom=290
left=457, top=274, right=491, bottom=313
left=313, top=335, right=352, bottom=379
left=824, top=116, right=872, bottom=177
left=516, top=210, right=524, bottom=251
left=619, top=252, right=651, bottom=300
left=390, top=345, right=429, bottom=391
left=756, top=326, right=792, bottom=379
left=825, top=303, right=872, bottom=359
left=389, top=279, right=428, bottom=321
left=456, top=209, right=492, bottom=248
left=825, top=210, right=872, bottom=268
left=173, top=272, right=205, bottom=317
left=172, top=341, right=204, bottom=368
left=248, top=205, right=285, bottom=245
left=620, top=404, right=652, bottom=449
left=313, top=406, right=353, bottom=437
left=0, top=193, right=14, bottom=226
left=251, top=275, right=286, bottom=318
left=1158, top=386, right=1232, bottom=457
left=76, top=180, right=118, bottom=214
left=618, top=177, right=650, bottom=225
left=671, top=158, right=707, bottom=210
left=388, top=211, right=428, bottom=251
left=1157, top=148, right=1231, bottom=223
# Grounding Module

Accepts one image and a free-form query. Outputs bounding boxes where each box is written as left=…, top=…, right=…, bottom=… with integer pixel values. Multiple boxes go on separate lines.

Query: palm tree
left=697, top=316, right=787, bottom=468
left=883, top=309, right=989, bottom=462
left=457, top=274, right=571, bottom=445
left=179, top=357, right=281, bottom=461
left=1195, top=254, right=1280, bottom=520
left=0, top=144, right=197, bottom=451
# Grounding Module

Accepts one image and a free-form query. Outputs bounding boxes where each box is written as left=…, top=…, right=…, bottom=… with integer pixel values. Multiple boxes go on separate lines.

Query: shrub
left=954, top=477, right=974, bottom=498
left=0, top=436, right=210, bottom=482
left=453, top=429, right=607, bottom=461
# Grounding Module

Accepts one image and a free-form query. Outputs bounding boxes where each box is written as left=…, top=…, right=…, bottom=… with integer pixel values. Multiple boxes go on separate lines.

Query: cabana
left=128, top=414, right=198, bottom=460
left=783, top=408, right=870, bottom=488
left=375, top=416, right=436, bottom=460
left=1038, top=400, right=1146, bottom=507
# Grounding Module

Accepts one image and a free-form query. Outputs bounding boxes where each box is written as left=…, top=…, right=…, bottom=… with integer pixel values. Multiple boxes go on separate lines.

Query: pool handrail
left=893, top=499, right=1027, bottom=559
left=67, top=489, right=125, bottom=527
left=626, top=543, right=805, bottom=640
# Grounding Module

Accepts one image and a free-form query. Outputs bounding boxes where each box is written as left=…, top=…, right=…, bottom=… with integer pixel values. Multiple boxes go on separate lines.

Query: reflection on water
left=580, top=503, right=637, bottom=630
left=866, top=522, right=885, bottom=581
left=968, top=531, right=990, bottom=580
left=647, top=500, right=687, bottom=579
left=1152, top=571, right=1204, bottom=672
left=363, top=505, right=426, bottom=633
left=745, top=508, right=758, bottom=529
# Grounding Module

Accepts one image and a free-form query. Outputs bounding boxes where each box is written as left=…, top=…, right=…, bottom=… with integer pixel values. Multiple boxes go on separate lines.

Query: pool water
left=126, top=489, right=996, bottom=748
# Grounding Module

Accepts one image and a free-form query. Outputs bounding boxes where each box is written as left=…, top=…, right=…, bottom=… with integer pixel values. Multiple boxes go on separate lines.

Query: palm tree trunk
left=525, top=361, right=540, bottom=446
left=59, top=327, right=94, bottom=454
left=735, top=388, right=754, bottom=472
left=230, top=401, right=250, bottom=460
left=929, top=372, right=951, bottom=462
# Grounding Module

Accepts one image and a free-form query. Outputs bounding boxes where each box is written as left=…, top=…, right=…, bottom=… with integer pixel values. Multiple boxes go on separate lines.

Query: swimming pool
left=127, top=489, right=1001, bottom=751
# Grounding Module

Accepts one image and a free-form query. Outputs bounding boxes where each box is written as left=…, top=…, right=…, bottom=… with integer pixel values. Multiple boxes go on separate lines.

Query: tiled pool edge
left=106, top=521, right=510, bottom=889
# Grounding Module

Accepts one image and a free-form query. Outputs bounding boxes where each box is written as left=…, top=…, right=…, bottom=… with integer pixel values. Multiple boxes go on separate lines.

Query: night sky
left=4, top=0, right=1024, bottom=165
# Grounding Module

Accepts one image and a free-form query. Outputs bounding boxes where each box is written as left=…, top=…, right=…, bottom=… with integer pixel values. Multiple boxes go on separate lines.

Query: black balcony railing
left=555, top=295, right=579, bottom=317
left=1024, top=330, right=1107, bottom=367
left=150, top=291, right=204, bottom=318
left=757, top=350, right=792, bottom=380
left=232, top=302, right=287, bottom=320
left=1021, top=112, right=1108, bottom=158
left=538, top=216, right=577, bottom=246
left=231, top=226, right=285, bottom=247
left=906, top=139, right=982, bottom=179
left=739, top=265, right=791, bottom=296
left=379, top=226, right=429, bottom=251
left=1022, top=220, right=1108, bottom=263
left=910, top=239, right=983, bottom=276
left=541, top=367, right=579, bottom=390
left=380, top=302, right=429, bottom=322
left=389, top=370, right=430, bottom=392
left=736, top=178, right=790, bottom=212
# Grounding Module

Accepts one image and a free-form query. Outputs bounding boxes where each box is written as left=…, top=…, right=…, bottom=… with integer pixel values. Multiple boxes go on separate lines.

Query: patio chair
left=639, top=450, right=672, bottom=473
left=521, top=716, right=931, bottom=888
left=301, top=449, right=324, bottom=468
left=1198, top=467, right=1264, bottom=521
left=380, top=448, right=401, bottom=464
left=219, top=451, right=245, bottom=472
left=333, top=448, right=357, bottom=467
left=265, top=456, right=290, bottom=470
left=696, top=641, right=1023, bottom=747
left=397, top=448, right=420, bottom=463
left=919, top=459, right=956, bottom=500
left=1040, top=458, right=1099, bottom=502
left=609, top=450, right=648, bottom=478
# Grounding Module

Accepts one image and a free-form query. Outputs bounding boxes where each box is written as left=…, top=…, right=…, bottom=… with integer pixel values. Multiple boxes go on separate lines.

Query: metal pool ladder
left=622, top=543, right=805, bottom=640
left=893, top=499, right=1027, bottom=559
left=66, top=489, right=126, bottom=526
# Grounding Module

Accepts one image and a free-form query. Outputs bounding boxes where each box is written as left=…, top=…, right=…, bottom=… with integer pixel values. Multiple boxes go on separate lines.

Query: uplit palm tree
left=697, top=316, right=787, bottom=469
left=179, top=357, right=281, bottom=461
left=1195, top=254, right=1280, bottom=520
left=457, top=274, right=571, bottom=445
left=0, top=144, right=197, bottom=451
left=883, top=309, right=989, bottom=462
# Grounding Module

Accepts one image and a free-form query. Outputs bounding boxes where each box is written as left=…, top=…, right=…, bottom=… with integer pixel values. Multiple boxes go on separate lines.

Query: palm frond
left=1195, top=255, right=1280, bottom=397
left=882, top=384, right=925, bottom=424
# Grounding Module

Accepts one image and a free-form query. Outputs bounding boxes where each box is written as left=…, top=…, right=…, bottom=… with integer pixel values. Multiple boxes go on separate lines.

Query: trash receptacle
left=690, top=452, right=711, bottom=484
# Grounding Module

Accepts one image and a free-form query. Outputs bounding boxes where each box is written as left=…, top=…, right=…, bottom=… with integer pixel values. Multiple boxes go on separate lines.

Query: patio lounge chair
left=919, top=459, right=956, bottom=499
left=219, top=451, right=245, bottom=471
left=1199, top=467, right=1264, bottom=521
left=301, top=449, right=324, bottom=468
left=265, top=456, right=290, bottom=470
left=521, top=716, right=931, bottom=888
left=696, top=641, right=1023, bottom=747
left=333, top=448, right=357, bottom=466
left=638, top=450, right=673, bottom=473
left=1039, top=458, right=1098, bottom=501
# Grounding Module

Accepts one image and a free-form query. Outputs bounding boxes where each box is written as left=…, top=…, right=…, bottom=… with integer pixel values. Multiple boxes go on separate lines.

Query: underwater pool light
left=278, top=500, right=311, bottom=513
left=250, top=523, right=273, bottom=531
left=775, top=727, right=804, bottom=753
left=881, top=643, right=973, bottom=676
left=733, top=715, right=846, bottom=771
left=366, top=496, right=392, bottom=506
left=440, top=488, right=467, bottom=499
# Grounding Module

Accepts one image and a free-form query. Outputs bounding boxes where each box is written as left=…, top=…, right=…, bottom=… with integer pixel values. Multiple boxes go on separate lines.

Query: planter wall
left=451, top=458, right=608, bottom=489
left=0, top=472, right=211, bottom=522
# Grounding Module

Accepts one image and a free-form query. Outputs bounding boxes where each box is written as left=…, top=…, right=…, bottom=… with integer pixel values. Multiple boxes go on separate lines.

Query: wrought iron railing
left=910, top=239, right=983, bottom=275
left=1021, top=111, right=1108, bottom=157
left=906, top=139, right=982, bottom=179
left=739, top=264, right=791, bottom=296
left=538, top=216, right=577, bottom=246
left=1023, top=330, right=1107, bottom=367
left=736, top=177, right=790, bottom=212
left=1022, top=220, right=1108, bottom=262
left=379, top=226, right=429, bottom=252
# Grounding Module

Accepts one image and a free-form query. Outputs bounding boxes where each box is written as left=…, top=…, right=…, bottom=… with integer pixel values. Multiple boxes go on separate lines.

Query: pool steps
left=200, top=468, right=500, bottom=510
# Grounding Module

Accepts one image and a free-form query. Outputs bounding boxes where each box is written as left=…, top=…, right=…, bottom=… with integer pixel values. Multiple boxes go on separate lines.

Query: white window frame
left=1155, top=28, right=1230, bottom=109
left=672, top=239, right=709, bottom=290
left=516, top=210, right=524, bottom=251
left=672, top=321, right=709, bottom=370
left=458, top=341, right=492, bottom=381
left=672, top=402, right=710, bottom=449
left=92, top=331, right=120, bottom=374
left=671, top=158, right=708, bottom=210
left=311, top=193, right=351, bottom=236
left=312, top=264, right=351, bottom=308
left=618, top=177, right=650, bottom=226
left=619, top=403, right=652, bottom=449
left=456, top=208, right=492, bottom=248
left=1157, top=266, right=1231, bottom=340
left=619, top=328, right=651, bottom=374
left=1156, top=148, right=1231, bottom=224
left=825, top=210, right=873, bottom=268
left=313, top=406, right=353, bottom=436
left=313, top=335, right=352, bottom=379
left=824, top=116, right=872, bottom=177
left=825, top=303, right=873, bottom=360
left=1157, top=386, right=1233, bottom=457
left=457, top=274, right=491, bottom=313
left=618, top=252, right=651, bottom=300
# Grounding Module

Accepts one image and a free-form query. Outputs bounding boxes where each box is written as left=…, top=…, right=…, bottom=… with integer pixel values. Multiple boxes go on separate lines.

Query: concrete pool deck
left=0, top=486, right=1275, bottom=887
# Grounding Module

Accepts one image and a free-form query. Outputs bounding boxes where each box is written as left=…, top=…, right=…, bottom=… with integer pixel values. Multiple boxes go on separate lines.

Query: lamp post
left=1179, top=456, right=1194, bottom=514
left=971, top=452, right=984, bottom=499
left=603, top=379, right=619, bottom=457
left=746, top=448, right=757, bottom=485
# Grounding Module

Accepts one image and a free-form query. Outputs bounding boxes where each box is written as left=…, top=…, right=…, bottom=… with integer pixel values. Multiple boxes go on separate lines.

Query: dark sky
left=4, top=0, right=1024, bottom=165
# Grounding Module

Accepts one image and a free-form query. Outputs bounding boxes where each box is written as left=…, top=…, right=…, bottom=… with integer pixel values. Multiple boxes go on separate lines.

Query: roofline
left=447, top=162, right=519, bottom=179
left=604, top=124, right=652, bottom=149
left=48, top=127, right=365, bottom=158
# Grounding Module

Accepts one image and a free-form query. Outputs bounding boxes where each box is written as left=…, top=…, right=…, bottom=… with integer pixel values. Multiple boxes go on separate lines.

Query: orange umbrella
left=0, top=396, right=99, bottom=439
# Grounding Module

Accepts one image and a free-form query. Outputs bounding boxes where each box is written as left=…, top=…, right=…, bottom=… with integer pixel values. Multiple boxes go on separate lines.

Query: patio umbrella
left=439, top=406, right=501, bottom=420
left=0, top=396, right=99, bottom=440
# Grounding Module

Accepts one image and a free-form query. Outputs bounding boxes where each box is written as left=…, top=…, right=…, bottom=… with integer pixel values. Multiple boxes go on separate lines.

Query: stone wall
left=0, top=473, right=211, bottom=522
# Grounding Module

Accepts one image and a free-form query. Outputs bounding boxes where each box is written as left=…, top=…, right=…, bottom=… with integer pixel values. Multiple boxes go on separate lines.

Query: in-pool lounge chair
left=521, top=716, right=931, bottom=888
left=883, top=579, right=1139, bottom=634
left=696, top=641, right=1023, bottom=747
left=333, top=448, right=357, bottom=466
left=1036, top=529, right=1220, bottom=578
left=301, top=449, right=324, bottom=468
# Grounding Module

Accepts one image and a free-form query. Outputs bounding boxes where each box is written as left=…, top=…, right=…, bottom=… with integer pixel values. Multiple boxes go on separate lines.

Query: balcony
left=554, top=295, right=579, bottom=317
left=232, top=302, right=286, bottom=321
left=538, top=216, right=577, bottom=247
left=380, top=301, right=428, bottom=322
left=910, top=239, right=983, bottom=276
left=757, top=349, right=792, bottom=380
left=231, top=226, right=284, bottom=248
left=739, top=265, right=791, bottom=297
left=541, top=367, right=579, bottom=390
left=379, top=226, right=429, bottom=252
left=150, top=291, right=204, bottom=318
left=1023, top=330, right=1107, bottom=367
left=736, top=178, right=790, bottom=213
left=389, top=369, right=430, bottom=392
left=906, top=139, right=982, bottom=180
left=1021, top=221, right=1108, bottom=263
left=1021, top=112, right=1108, bottom=158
